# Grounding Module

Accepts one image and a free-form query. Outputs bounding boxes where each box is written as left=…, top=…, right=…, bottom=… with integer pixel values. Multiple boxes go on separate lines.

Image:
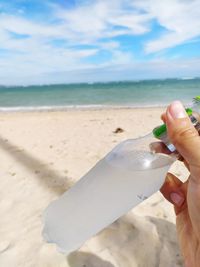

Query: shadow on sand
left=66, top=215, right=183, bottom=267
left=0, top=135, right=73, bottom=195
left=67, top=251, right=115, bottom=267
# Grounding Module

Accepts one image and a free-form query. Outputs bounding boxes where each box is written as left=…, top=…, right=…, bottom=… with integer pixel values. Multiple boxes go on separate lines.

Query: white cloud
left=0, top=0, right=147, bottom=83
left=135, top=0, right=200, bottom=53
left=0, top=12, right=100, bottom=78
left=0, top=0, right=200, bottom=84
left=0, top=15, right=61, bottom=37
left=1, top=57, right=200, bottom=85
left=55, top=0, right=151, bottom=42
left=98, top=41, right=120, bottom=50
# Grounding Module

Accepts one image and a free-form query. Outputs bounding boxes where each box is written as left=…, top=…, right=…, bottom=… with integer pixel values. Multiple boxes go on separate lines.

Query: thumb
left=166, top=101, right=200, bottom=183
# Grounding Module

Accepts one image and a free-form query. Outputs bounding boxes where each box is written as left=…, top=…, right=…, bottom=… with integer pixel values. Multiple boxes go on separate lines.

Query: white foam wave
left=0, top=103, right=174, bottom=112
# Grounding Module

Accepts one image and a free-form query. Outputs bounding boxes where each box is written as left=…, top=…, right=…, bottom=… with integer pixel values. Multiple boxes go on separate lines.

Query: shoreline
left=0, top=105, right=168, bottom=114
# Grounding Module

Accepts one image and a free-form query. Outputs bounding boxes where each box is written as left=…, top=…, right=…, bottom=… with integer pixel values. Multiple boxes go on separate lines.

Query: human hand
left=160, top=101, right=200, bottom=267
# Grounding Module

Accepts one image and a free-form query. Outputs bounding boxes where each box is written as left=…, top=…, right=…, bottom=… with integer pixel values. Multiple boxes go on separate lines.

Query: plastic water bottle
left=42, top=97, right=200, bottom=254
left=43, top=136, right=175, bottom=254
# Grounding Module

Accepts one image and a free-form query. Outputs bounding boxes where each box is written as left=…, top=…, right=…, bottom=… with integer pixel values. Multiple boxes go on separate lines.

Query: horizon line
left=0, top=76, right=199, bottom=87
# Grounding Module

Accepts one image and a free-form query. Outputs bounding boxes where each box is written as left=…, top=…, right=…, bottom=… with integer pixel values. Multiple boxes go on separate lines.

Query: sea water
left=1, top=78, right=200, bottom=111
left=43, top=140, right=174, bottom=254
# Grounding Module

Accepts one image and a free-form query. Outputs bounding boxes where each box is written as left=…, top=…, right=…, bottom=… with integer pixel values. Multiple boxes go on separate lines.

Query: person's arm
left=160, top=101, right=200, bottom=267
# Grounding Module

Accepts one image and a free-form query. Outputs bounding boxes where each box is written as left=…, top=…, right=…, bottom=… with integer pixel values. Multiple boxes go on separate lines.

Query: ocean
left=0, top=78, right=200, bottom=111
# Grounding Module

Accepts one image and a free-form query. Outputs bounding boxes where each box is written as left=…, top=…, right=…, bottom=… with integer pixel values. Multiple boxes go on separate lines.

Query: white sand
left=0, top=108, right=188, bottom=267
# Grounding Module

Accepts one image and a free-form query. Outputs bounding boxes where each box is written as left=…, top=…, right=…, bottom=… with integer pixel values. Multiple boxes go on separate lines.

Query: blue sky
left=0, top=0, right=200, bottom=85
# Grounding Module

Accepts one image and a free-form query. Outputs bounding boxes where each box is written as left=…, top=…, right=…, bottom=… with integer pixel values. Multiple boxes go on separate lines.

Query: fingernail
left=170, top=192, right=184, bottom=206
left=168, top=101, right=187, bottom=119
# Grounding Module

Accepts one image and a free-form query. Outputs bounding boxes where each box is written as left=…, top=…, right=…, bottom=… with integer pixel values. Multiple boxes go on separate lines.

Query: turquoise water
left=0, top=78, right=200, bottom=111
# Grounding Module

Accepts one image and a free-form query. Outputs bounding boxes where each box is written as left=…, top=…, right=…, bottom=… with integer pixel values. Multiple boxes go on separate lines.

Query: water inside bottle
left=43, top=143, right=174, bottom=254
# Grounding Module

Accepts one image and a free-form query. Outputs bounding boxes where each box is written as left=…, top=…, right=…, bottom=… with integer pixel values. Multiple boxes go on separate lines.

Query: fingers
left=161, top=105, right=190, bottom=170
left=160, top=173, right=187, bottom=215
left=150, top=141, right=189, bottom=170
left=161, top=113, right=166, bottom=123
left=160, top=173, right=183, bottom=204
left=165, top=101, right=200, bottom=184
left=150, top=141, right=171, bottom=154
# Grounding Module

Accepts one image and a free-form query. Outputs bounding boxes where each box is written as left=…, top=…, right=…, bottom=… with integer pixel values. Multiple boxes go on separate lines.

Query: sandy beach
left=0, top=108, right=188, bottom=267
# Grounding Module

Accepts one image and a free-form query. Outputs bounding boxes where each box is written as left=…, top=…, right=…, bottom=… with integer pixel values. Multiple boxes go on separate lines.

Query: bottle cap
left=193, top=96, right=200, bottom=113
left=153, top=108, right=193, bottom=138
left=193, top=96, right=200, bottom=104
